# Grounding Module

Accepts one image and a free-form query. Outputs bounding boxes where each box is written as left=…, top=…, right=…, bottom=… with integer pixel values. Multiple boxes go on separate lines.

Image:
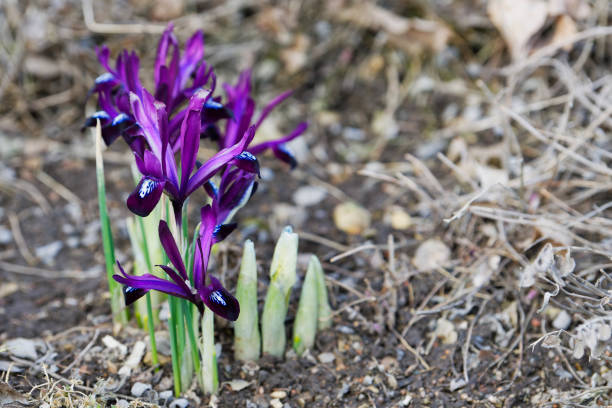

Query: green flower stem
left=135, top=216, right=160, bottom=369
left=200, top=308, right=218, bottom=394
left=234, top=240, right=260, bottom=361
left=94, top=121, right=128, bottom=325
left=167, top=296, right=181, bottom=396
left=182, top=300, right=201, bottom=375
left=261, top=227, right=298, bottom=357
left=145, top=293, right=159, bottom=368
left=293, top=257, right=318, bottom=355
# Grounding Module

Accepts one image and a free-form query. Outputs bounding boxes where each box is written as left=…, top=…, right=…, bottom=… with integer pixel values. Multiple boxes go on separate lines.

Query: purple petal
left=184, top=126, right=255, bottom=197
left=273, top=144, right=297, bottom=169
left=193, top=205, right=216, bottom=291
left=135, top=150, right=163, bottom=179
left=114, top=272, right=194, bottom=303
left=249, top=121, right=308, bottom=155
left=154, top=23, right=177, bottom=87
left=158, top=220, right=188, bottom=280
left=216, top=174, right=256, bottom=223
left=96, top=46, right=117, bottom=77
left=178, top=30, right=204, bottom=89
left=200, top=276, right=240, bottom=321
left=127, top=176, right=165, bottom=217
left=253, top=90, right=293, bottom=132
left=180, top=89, right=210, bottom=192
left=129, top=90, right=163, bottom=157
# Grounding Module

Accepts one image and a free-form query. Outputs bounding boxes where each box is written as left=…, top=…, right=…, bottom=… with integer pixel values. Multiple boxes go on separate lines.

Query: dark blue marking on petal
left=123, top=285, right=148, bottom=305
left=233, top=152, right=260, bottom=176
left=82, top=111, right=111, bottom=129
left=213, top=223, right=237, bottom=242
left=203, top=100, right=233, bottom=121
left=138, top=179, right=157, bottom=198
left=127, top=176, right=165, bottom=217
left=274, top=144, right=297, bottom=169
left=111, top=113, right=130, bottom=126
left=203, top=285, right=239, bottom=321
left=203, top=179, right=218, bottom=198
left=95, top=72, right=115, bottom=84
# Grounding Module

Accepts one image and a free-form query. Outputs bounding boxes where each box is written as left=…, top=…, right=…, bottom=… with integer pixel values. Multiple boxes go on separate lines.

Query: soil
left=1, top=1, right=611, bottom=407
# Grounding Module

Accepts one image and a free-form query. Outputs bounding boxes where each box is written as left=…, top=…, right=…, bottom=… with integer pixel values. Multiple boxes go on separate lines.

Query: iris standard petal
left=200, top=276, right=240, bottom=321
left=180, top=89, right=210, bottom=193
left=126, top=176, right=165, bottom=217
left=158, top=220, right=188, bottom=279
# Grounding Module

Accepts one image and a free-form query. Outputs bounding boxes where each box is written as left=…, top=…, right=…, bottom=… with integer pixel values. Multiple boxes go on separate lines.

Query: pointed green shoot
left=200, top=307, right=219, bottom=394
left=293, top=257, right=318, bottom=355
left=261, top=226, right=299, bottom=357
left=234, top=240, right=260, bottom=361
left=311, top=256, right=333, bottom=330
left=94, top=120, right=128, bottom=325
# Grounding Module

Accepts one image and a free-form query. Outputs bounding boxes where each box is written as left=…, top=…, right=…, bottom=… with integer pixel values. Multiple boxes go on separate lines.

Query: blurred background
left=1, top=0, right=612, bottom=406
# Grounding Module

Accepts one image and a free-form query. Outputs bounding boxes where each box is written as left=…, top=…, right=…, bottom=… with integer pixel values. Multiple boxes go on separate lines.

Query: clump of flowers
left=86, top=23, right=306, bottom=394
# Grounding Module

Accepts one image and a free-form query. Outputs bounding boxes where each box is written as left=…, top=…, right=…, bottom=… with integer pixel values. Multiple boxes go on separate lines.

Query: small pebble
left=270, top=390, right=287, bottom=399
left=115, top=400, right=130, bottom=408
left=101, top=335, right=127, bottom=356
left=0, top=226, right=12, bottom=244
left=292, top=185, right=327, bottom=207
left=169, top=398, right=190, bottom=408
left=333, top=202, right=370, bottom=235
left=553, top=310, right=571, bottom=330
left=159, top=390, right=173, bottom=400
left=130, top=382, right=151, bottom=397
left=35, top=241, right=63, bottom=265
left=270, top=399, right=283, bottom=408
left=318, top=352, right=335, bottom=364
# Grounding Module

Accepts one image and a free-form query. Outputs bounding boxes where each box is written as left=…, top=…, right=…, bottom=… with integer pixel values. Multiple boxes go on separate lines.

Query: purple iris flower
left=215, top=70, right=309, bottom=169
left=114, top=206, right=239, bottom=320
left=125, top=87, right=258, bottom=221
left=85, top=23, right=226, bottom=153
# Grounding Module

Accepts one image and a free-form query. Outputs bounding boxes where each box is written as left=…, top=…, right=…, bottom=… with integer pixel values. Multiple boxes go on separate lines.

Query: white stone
left=170, top=398, right=190, bottom=408
left=292, top=186, right=327, bottom=207
left=130, top=382, right=151, bottom=397
left=318, top=352, right=335, bottom=364
left=552, top=310, right=571, bottom=330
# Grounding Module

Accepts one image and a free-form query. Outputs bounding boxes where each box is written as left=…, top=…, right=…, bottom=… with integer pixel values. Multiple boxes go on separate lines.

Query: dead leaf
left=151, top=0, right=184, bottom=21
left=551, top=15, right=578, bottom=51
left=332, top=3, right=451, bottom=54
left=0, top=382, right=28, bottom=405
left=488, top=0, right=590, bottom=59
left=488, top=0, right=549, bottom=60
